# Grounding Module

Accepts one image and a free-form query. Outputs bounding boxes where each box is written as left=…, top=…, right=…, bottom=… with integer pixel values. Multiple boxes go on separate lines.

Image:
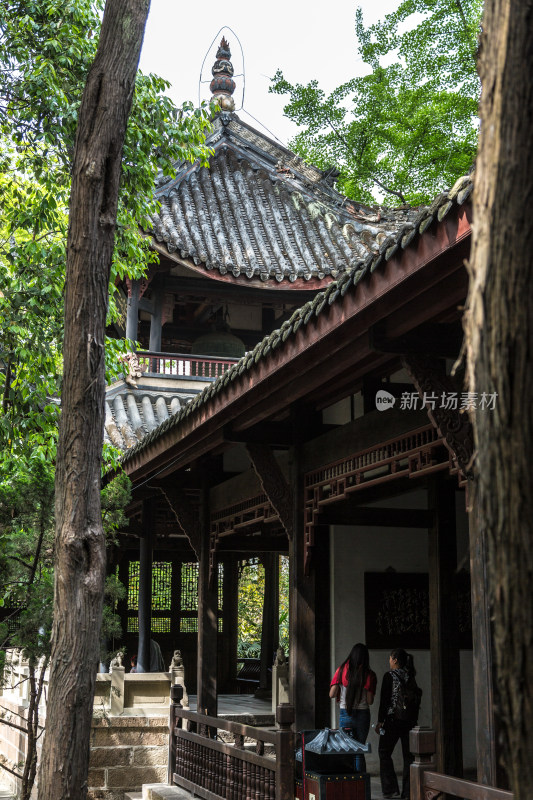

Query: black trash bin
left=295, top=728, right=371, bottom=800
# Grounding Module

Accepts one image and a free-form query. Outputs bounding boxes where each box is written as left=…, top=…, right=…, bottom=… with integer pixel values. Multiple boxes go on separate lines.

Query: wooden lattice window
left=180, top=562, right=198, bottom=633
left=126, top=560, right=172, bottom=634
left=179, top=562, right=224, bottom=633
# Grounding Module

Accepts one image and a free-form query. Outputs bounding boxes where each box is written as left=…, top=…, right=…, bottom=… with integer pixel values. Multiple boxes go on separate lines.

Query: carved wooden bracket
left=125, top=266, right=156, bottom=300
left=245, top=443, right=294, bottom=539
left=157, top=483, right=201, bottom=559
left=402, top=355, right=474, bottom=479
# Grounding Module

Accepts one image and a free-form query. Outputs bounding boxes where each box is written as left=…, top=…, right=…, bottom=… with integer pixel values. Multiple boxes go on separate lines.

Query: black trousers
left=378, top=718, right=413, bottom=798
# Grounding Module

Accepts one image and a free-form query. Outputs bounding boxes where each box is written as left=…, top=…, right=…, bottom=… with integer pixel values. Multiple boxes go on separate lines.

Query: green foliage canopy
left=237, top=557, right=289, bottom=658
left=0, top=0, right=215, bottom=469
left=0, top=0, right=213, bottom=667
left=271, top=0, right=483, bottom=205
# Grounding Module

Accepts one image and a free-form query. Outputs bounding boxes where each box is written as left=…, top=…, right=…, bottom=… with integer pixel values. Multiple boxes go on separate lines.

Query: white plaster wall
left=329, top=489, right=475, bottom=776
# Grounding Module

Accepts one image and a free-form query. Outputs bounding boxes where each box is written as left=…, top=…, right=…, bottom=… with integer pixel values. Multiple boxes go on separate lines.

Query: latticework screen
left=180, top=561, right=198, bottom=633
left=127, top=561, right=140, bottom=611
left=127, top=616, right=171, bottom=633
left=152, top=562, right=172, bottom=610
left=127, top=560, right=172, bottom=633
left=181, top=562, right=199, bottom=611
left=125, top=559, right=226, bottom=636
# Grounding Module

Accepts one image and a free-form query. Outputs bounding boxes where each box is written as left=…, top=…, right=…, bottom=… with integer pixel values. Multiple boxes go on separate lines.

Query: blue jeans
left=339, top=707, right=370, bottom=772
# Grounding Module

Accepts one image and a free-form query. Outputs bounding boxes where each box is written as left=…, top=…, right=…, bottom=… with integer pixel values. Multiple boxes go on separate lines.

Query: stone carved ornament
left=120, top=351, right=144, bottom=389
left=169, top=649, right=184, bottom=671
left=109, top=651, right=124, bottom=671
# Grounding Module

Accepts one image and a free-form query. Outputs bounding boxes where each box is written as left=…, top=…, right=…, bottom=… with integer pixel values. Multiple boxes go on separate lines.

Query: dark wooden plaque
left=364, top=572, right=472, bottom=649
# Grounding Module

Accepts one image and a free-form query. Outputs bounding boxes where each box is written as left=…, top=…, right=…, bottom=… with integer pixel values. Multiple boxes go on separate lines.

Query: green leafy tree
left=237, top=557, right=289, bottom=658
left=0, top=0, right=214, bottom=467
left=0, top=461, right=129, bottom=800
left=238, top=559, right=265, bottom=657
left=271, top=0, right=483, bottom=205
left=0, top=463, right=54, bottom=800
left=0, top=1, right=214, bottom=795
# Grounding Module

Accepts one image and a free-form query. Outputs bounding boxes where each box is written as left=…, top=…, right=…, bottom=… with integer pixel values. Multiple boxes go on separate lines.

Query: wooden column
left=468, top=488, right=497, bottom=785
left=222, top=555, right=239, bottom=692
left=428, top=477, right=463, bottom=776
left=258, top=552, right=279, bottom=692
left=289, top=437, right=316, bottom=730
left=313, top=524, right=331, bottom=728
left=126, top=278, right=140, bottom=343
left=149, top=286, right=163, bottom=352
left=197, top=481, right=218, bottom=717
left=138, top=497, right=154, bottom=673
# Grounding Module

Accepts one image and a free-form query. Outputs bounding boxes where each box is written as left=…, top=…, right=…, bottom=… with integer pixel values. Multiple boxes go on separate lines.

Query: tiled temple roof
left=150, top=114, right=421, bottom=284
left=122, top=174, right=473, bottom=466
left=104, top=384, right=198, bottom=451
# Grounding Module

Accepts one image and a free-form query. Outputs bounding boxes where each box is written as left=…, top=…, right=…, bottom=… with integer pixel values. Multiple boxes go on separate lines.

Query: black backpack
left=392, top=674, right=422, bottom=722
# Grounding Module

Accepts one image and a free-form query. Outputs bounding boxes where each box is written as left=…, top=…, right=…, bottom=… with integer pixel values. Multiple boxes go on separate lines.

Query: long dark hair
left=390, top=647, right=415, bottom=678
left=340, top=643, right=370, bottom=713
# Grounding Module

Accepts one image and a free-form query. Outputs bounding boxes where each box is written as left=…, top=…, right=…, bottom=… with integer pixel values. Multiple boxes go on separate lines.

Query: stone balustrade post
left=272, top=660, right=290, bottom=713
left=410, top=726, right=437, bottom=800
left=110, top=666, right=125, bottom=715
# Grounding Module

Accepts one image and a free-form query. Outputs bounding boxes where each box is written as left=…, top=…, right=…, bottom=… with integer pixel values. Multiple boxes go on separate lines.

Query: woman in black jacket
left=375, top=648, right=419, bottom=799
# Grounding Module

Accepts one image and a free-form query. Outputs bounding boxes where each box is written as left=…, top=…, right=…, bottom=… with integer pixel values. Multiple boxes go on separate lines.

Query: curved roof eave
left=118, top=175, right=473, bottom=483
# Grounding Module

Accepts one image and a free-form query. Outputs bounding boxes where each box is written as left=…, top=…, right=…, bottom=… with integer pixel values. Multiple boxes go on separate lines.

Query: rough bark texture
left=37, top=2, right=150, bottom=798
left=464, top=1, right=533, bottom=796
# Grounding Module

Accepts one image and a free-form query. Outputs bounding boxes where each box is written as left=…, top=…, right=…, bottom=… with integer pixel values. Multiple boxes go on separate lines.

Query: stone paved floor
left=188, top=693, right=273, bottom=718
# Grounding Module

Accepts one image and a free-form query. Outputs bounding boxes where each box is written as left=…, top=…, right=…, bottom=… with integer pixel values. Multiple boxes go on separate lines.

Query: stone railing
left=95, top=670, right=171, bottom=715
left=1, top=649, right=190, bottom=800
left=0, top=648, right=48, bottom=711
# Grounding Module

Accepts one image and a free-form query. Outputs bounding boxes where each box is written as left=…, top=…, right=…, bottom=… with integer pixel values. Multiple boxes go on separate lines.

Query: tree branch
left=0, top=703, right=30, bottom=721
left=454, top=0, right=470, bottom=37
left=0, top=760, right=23, bottom=780
left=324, top=113, right=407, bottom=203
left=454, top=0, right=477, bottom=63
left=0, top=716, right=32, bottom=734
left=369, top=174, right=407, bottom=204
left=8, top=555, right=33, bottom=571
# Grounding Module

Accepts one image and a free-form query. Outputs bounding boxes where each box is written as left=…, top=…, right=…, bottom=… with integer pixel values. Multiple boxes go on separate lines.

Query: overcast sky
left=139, top=0, right=400, bottom=146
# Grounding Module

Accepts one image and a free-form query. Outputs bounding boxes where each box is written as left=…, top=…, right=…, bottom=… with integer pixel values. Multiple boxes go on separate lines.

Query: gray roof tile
left=104, top=385, right=197, bottom=451
left=122, top=173, right=473, bottom=467
left=150, top=115, right=420, bottom=284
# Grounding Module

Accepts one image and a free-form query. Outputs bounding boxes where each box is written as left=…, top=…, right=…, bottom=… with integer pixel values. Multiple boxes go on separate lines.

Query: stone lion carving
left=169, top=649, right=184, bottom=670
left=121, top=351, right=143, bottom=388
left=109, top=651, right=124, bottom=671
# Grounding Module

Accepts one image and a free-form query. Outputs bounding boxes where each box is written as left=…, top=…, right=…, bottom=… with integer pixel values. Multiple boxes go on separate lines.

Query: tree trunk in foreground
left=464, top=1, right=533, bottom=797
left=38, top=2, right=150, bottom=798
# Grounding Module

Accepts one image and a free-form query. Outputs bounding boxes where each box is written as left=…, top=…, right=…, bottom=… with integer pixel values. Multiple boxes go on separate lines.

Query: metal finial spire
left=210, top=37, right=236, bottom=112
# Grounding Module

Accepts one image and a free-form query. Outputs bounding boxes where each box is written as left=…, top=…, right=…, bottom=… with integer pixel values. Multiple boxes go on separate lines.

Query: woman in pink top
left=330, top=643, right=377, bottom=772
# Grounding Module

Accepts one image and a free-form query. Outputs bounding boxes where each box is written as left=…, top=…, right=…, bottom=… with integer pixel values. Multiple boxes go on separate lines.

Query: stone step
left=142, top=785, right=193, bottom=800
left=124, top=794, right=143, bottom=800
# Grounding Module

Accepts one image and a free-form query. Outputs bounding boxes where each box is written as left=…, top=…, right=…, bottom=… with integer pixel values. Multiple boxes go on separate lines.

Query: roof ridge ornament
left=210, top=37, right=236, bottom=113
